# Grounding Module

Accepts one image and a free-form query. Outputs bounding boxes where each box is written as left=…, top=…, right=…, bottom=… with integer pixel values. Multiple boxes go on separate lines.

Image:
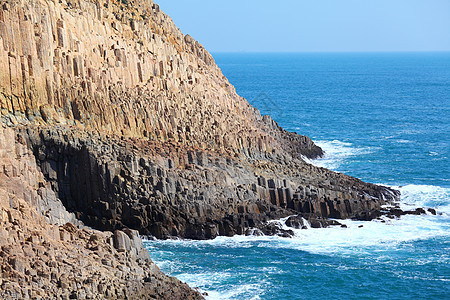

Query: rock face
left=0, top=0, right=400, bottom=298
left=0, top=0, right=400, bottom=238
left=0, top=125, right=79, bottom=226
left=13, top=124, right=398, bottom=240
left=0, top=0, right=321, bottom=161
left=0, top=125, right=202, bottom=299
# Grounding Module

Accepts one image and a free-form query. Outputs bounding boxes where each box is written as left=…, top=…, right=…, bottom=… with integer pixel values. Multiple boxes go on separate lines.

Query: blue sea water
left=144, top=53, right=450, bottom=299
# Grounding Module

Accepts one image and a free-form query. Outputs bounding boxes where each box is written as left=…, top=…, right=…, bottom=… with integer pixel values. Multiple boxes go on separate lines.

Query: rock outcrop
left=0, top=0, right=401, bottom=298
left=11, top=124, right=398, bottom=240
left=0, top=124, right=202, bottom=299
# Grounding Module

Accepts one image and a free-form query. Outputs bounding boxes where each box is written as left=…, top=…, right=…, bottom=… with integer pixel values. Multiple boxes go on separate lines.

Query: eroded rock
left=0, top=125, right=202, bottom=299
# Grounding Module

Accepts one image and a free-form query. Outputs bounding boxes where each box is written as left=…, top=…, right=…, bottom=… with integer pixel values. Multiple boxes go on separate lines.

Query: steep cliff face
left=0, top=0, right=321, bottom=160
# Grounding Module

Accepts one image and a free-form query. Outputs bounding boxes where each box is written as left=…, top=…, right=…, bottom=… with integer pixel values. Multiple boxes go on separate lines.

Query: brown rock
left=113, top=230, right=131, bottom=252
left=9, top=256, right=26, bottom=273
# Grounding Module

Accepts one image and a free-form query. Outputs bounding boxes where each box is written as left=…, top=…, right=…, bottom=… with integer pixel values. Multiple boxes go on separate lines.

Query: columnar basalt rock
left=0, top=0, right=322, bottom=161
left=14, top=125, right=398, bottom=240
left=0, top=125, right=202, bottom=299
left=0, top=192, right=202, bottom=299
left=0, top=0, right=401, bottom=298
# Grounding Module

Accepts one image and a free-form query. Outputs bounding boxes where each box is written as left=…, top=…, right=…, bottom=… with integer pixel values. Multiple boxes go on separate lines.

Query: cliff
left=0, top=0, right=400, bottom=298
left=0, top=125, right=202, bottom=299
left=0, top=0, right=321, bottom=160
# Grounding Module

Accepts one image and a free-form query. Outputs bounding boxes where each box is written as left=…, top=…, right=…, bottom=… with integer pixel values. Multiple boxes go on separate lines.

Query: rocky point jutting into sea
left=0, top=0, right=407, bottom=298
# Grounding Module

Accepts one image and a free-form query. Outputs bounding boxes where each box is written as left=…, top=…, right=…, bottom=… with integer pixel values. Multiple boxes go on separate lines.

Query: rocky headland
left=0, top=0, right=408, bottom=298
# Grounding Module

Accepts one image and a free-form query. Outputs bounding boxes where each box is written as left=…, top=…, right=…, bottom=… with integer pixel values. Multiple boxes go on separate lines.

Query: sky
left=158, top=0, right=450, bottom=53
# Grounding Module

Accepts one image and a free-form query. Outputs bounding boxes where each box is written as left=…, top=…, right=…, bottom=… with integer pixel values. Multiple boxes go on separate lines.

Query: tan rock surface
left=0, top=125, right=78, bottom=225
left=0, top=124, right=202, bottom=299
left=0, top=0, right=320, bottom=160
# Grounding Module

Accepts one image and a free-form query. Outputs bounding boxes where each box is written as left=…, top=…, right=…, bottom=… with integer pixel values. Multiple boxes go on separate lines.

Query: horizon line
left=211, top=50, right=450, bottom=54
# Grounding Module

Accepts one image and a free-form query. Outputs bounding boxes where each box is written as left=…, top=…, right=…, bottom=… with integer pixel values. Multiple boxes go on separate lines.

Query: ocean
left=144, top=53, right=450, bottom=299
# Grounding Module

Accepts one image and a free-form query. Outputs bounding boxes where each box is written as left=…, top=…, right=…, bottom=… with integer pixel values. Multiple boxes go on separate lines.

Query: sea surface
left=144, top=53, right=450, bottom=299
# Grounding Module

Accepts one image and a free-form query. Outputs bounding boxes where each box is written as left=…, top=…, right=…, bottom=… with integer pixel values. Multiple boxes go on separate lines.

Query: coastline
left=1, top=1, right=448, bottom=298
left=145, top=166, right=449, bottom=299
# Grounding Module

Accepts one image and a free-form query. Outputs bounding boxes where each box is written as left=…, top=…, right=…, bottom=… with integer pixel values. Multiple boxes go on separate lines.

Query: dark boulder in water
left=353, top=206, right=432, bottom=221
left=257, top=223, right=295, bottom=238
left=428, top=208, right=437, bottom=215
left=285, top=215, right=306, bottom=229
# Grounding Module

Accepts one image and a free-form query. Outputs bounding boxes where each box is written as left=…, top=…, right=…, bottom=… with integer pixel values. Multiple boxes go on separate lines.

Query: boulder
left=113, top=230, right=131, bottom=253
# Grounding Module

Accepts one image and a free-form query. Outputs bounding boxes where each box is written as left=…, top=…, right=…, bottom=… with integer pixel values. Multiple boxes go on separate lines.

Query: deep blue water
left=145, top=53, right=450, bottom=299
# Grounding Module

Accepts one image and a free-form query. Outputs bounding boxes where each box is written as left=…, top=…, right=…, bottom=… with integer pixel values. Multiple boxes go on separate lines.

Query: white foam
left=394, top=184, right=450, bottom=214
left=147, top=184, right=449, bottom=259
left=191, top=183, right=450, bottom=258
left=302, top=217, right=312, bottom=229
left=308, top=139, right=378, bottom=170
left=176, top=272, right=232, bottom=288
left=170, top=271, right=265, bottom=300
left=395, top=139, right=412, bottom=144
left=199, top=212, right=448, bottom=260
left=204, top=283, right=264, bottom=300
left=274, top=184, right=448, bottom=255
left=301, top=139, right=450, bottom=254
left=146, top=182, right=450, bottom=299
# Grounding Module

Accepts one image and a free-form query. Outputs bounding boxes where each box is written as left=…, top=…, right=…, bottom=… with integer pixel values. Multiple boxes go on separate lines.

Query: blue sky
left=158, top=0, right=450, bottom=53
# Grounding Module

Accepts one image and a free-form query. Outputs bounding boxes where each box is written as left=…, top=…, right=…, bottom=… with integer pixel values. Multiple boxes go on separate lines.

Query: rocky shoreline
left=13, top=124, right=399, bottom=240
left=0, top=0, right=426, bottom=298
